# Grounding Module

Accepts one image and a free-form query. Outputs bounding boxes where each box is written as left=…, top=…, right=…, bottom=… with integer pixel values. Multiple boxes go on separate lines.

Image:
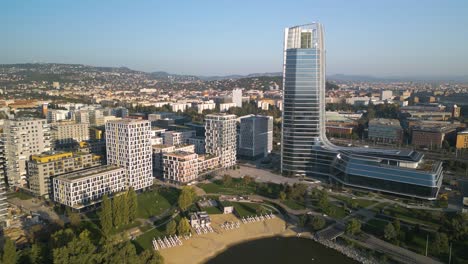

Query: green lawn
left=137, top=187, right=180, bottom=219
left=133, top=228, right=165, bottom=251
left=363, top=219, right=388, bottom=236
left=232, top=202, right=272, bottom=217
left=327, top=203, right=347, bottom=219
left=197, top=179, right=282, bottom=199
left=381, top=205, right=441, bottom=229
left=203, top=206, right=223, bottom=214
left=198, top=179, right=255, bottom=196
left=281, top=199, right=306, bottom=210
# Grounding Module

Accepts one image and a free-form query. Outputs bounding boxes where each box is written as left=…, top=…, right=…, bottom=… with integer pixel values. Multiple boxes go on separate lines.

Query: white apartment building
left=205, top=114, right=237, bottom=168
left=163, top=151, right=199, bottom=183
left=152, top=144, right=195, bottom=177
left=171, top=103, right=190, bottom=113
left=0, top=140, right=8, bottom=223
left=163, top=130, right=196, bottom=146
left=239, top=115, right=273, bottom=159
left=381, top=90, right=393, bottom=101
left=46, top=109, right=70, bottom=123
left=220, top=102, right=237, bottom=112
left=53, top=165, right=126, bottom=210
left=232, top=88, right=243, bottom=108
left=106, top=119, right=153, bottom=190
left=3, top=118, right=51, bottom=186
left=195, top=101, right=216, bottom=114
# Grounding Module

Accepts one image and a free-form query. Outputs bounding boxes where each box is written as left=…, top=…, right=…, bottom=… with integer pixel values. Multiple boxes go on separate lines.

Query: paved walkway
left=349, top=235, right=443, bottom=264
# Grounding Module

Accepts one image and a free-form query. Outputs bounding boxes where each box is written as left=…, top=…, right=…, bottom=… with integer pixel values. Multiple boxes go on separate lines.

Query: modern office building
left=106, top=119, right=153, bottom=190
left=53, top=165, right=126, bottom=210
left=50, top=121, right=90, bottom=149
left=280, top=23, right=443, bottom=200
left=3, top=118, right=51, bottom=186
left=205, top=114, right=237, bottom=168
left=27, top=151, right=102, bottom=198
left=238, top=115, right=273, bottom=159
left=368, top=118, right=403, bottom=144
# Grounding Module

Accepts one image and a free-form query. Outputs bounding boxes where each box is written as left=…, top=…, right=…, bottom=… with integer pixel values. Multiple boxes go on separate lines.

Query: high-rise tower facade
left=106, top=119, right=153, bottom=190
left=205, top=114, right=237, bottom=168
left=281, top=23, right=336, bottom=177
left=280, top=23, right=443, bottom=200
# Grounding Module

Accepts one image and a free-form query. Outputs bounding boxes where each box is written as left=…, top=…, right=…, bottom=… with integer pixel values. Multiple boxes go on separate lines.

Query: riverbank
left=159, top=214, right=295, bottom=264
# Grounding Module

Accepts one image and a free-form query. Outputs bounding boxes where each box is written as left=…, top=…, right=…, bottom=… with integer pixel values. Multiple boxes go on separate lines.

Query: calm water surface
left=205, top=236, right=358, bottom=264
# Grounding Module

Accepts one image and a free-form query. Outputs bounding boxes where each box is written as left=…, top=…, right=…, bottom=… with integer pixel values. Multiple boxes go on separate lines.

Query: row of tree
left=99, top=188, right=138, bottom=237
left=1, top=226, right=163, bottom=264
left=165, top=218, right=191, bottom=236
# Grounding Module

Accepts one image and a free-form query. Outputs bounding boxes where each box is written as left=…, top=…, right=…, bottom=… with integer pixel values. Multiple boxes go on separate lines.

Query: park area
left=136, top=187, right=180, bottom=219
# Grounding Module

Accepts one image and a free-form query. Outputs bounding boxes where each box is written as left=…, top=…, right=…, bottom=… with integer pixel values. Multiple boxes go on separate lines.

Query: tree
left=101, top=240, right=138, bottom=264
left=393, top=219, right=401, bottom=234
left=68, top=211, right=81, bottom=228
left=50, top=228, right=75, bottom=249
left=177, top=217, right=191, bottom=235
left=345, top=218, right=361, bottom=235
left=2, top=237, right=17, bottom=264
left=242, top=175, right=253, bottom=186
left=317, top=191, right=329, bottom=210
left=121, top=193, right=129, bottom=226
left=127, top=188, right=138, bottom=223
left=384, top=223, right=397, bottom=242
left=178, top=186, right=196, bottom=211
left=166, top=220, right=177, bottom=236
left=112, top=195, right=124, bottom=228
left=311, top=216, right=326, bottom=231
left=222, top=174, right=232, bottom=186
left=138, top=249, right=164, bottom=264
left=431, top=232, right=449, bottom=255
left=53, top=230, right=98, bottom=264
left=29, top=242, right=43, bottom=264
left=100, top=194, right=113, bottom=237
left=279, top=191, right=287, bottom=201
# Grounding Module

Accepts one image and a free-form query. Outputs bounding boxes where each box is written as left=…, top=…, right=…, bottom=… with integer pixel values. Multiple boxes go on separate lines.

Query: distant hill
left=199, top=72, right=282, bottom=81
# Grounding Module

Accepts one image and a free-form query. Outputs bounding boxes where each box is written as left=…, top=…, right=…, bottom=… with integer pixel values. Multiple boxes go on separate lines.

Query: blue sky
left=1, top=0, right=467, bottom=76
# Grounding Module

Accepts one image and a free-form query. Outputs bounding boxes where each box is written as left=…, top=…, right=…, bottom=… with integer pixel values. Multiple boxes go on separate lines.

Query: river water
left=205, top=236, right=359, bottom=264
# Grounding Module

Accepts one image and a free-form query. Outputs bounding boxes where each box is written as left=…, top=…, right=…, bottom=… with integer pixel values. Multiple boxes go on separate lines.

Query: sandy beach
left=159, top=214, right=295, bottom=264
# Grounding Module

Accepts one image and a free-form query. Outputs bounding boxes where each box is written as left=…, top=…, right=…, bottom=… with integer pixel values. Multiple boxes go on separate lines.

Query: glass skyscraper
left=281, top=23, right=443, bottom=199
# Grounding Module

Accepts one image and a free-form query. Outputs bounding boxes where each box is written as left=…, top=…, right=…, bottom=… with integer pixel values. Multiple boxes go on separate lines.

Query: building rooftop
left=369, top=118, right=401, bottom=127
left=164, top=151, right=197, bottom=159
left=55, top=165, right=123, bottom=181
left=106, top=119, right=149, bottom=124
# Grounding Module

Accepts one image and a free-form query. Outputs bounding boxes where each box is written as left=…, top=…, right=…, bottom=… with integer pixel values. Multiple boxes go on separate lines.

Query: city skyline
left=2, top=0, right=468, bottom=77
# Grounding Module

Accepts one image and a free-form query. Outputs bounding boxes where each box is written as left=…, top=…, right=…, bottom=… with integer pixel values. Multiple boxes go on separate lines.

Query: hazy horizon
left=2, top=0, right=467, bottom=77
